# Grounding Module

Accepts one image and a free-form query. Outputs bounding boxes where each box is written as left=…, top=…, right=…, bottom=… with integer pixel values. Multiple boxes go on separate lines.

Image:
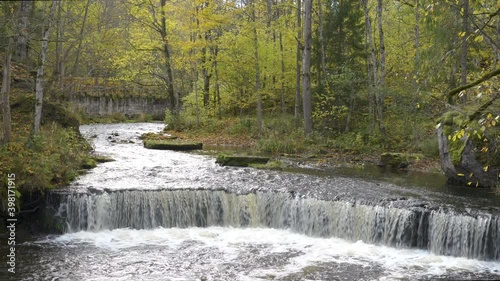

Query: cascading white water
left=58, top=189, right=500, bottom=261
left=12, top=123, right=499, bottom=281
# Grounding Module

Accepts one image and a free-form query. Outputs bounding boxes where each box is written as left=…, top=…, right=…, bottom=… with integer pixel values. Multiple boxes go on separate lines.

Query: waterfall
left=57, top=189, right=500, bottom=261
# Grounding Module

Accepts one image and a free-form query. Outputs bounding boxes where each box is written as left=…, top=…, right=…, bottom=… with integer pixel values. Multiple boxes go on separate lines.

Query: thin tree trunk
left=213, top=46, right=222, bottom=119
left=295, top=0, right=302, bottom=123
left=376, top=0, right=386, bottom=137
left=1, top=37, right=13, bottom=144
left=279, top=31, right=286, bottom=114
left=201, top=32, right=211, bottom=107
left=34, top=0, right=57, bottom=135
left=302, top=0, right=313, bottom=135
left=160, top=0, right=176, bottom=113
left=377, top=0, right=385, bottom=87
left=52, top=0, right=63, bottom=95
left=72, top=0, right=91, bottom=76
left=14, top=1, right=30, bottom=63
left=194, top=63, right=200, bottom=127
left=412, top=0, right=420, bottom=145
left=345, top=95, right=354, bottom=132
left=363, top=0, right=377, bottom=135
left=251, top=0, right=263, bottom=136
left=460, top=0, right=469, bottom=103
left=318, top=0, right=326, bottom=84
left=495, top=19, right=499, bottom=69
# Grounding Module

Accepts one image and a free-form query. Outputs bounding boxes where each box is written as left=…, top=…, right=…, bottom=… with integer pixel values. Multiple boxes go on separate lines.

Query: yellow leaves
left=474, top=35, right=484, bottom=43
left=457, top=173, right=465, bottom=177
left=458, top=31, right=466, bottom=37
left=450, top=129, right=466, bottom=142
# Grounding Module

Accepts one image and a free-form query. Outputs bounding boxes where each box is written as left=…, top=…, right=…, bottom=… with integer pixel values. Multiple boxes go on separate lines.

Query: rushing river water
left=3, top=122, right=500, bottom=281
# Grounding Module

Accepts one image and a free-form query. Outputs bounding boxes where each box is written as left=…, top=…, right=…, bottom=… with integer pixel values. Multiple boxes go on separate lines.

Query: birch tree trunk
left=34, top=0, right=57, bottom=135
left=302, top=0, right=313, bottom=135
left=1, top=37, right=13, bottom=144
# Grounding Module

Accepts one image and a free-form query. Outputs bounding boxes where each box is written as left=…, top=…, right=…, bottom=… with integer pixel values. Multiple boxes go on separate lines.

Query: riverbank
left=0, top=90, right=97, bottom=234
left=161, top=115, right=443, bottom=174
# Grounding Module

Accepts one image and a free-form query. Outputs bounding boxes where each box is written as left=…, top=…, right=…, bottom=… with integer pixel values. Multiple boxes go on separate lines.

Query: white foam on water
left=36, top=226, right=500, bottom=280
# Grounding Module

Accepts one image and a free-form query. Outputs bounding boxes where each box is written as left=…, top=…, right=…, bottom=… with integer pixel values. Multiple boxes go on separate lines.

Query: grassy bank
left=0, top=90, right=95, bottom=228
left=164, top=112, right=442, bottom=172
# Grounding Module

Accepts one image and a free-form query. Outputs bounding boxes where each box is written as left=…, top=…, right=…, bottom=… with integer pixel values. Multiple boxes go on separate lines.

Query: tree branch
left=468, top=92, right=500, bottom=121
left=446, top=68, right=500, bottom=100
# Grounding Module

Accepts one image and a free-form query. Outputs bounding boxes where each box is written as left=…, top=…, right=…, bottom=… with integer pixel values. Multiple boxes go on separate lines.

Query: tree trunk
left=52, top=0, right=63, bottom=95
left=302, top=0, right=313, bottom=135
left=194, top=64, right=200, bottom=127
left=318, top=0, right=326, bottom=85
left=213, top=46, right=222, bottom=119
left=251, top=0, right=263, bottom=136
left=460, top=0, right=469, bottom=86
left=376, top=0, right=386, bottom=138
left=412, top=0, right=420, bottom=145
left=34, top=0, right=57, bottom=135
left=71, top=0, right=91, bottom=76
left=201, top=32, right=211, bottom=107
left=14, top=1, right=30, bottom=63
left=363, top=0, right=377, bottom=135
left=1, top=37, right=13, bottom=144
left=160, top=0, right=176, bottom=113
left=295, top=0, right=302, bottom=123
left=279, top=31, right=286, bottom=114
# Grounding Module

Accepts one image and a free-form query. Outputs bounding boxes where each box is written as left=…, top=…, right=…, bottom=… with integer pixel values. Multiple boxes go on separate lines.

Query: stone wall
left=67, top=95, right=169, bottom=119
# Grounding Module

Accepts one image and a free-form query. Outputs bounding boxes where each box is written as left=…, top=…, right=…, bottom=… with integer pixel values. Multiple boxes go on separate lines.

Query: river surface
left=2, top=122, right=500, bottom=281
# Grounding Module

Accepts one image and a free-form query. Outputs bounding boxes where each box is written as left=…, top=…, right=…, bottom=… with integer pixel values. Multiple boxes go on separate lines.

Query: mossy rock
left=80, top=158, right=98, bottom=169
left=437, top=111, right=468, bottom=165
left=216, top=154, right=270, bottom=167
left=139, top=132, right=178, bottom=140
left=380, top=152, right=423, bottom=169
left=143, top=139, right=202, bottom=151
left=249, top=160, right=285, bottom=170
left=91, top=155, right=115, bottom=163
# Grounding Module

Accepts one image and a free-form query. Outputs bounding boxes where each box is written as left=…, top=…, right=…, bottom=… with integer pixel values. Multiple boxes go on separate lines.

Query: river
left=2, top=122, right=500, bottom=281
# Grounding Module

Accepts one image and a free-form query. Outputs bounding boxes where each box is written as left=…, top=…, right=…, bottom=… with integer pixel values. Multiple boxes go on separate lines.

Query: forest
left=0, top=0, right=499, bottom=192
